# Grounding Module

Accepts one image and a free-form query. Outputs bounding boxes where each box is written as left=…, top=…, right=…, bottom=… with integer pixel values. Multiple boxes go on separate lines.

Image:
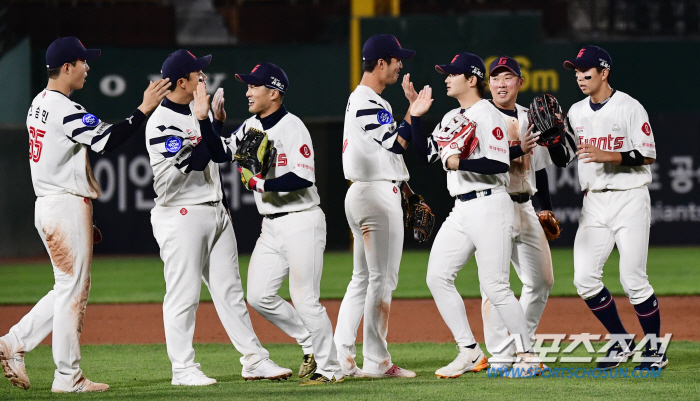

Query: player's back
left=26, top=90, right=102, bottom=199
left=342, top=85, right=409, bottom=182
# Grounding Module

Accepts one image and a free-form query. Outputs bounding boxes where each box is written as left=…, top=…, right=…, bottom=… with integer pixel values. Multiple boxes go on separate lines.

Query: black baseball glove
left=403, top=194, right=436, bottom=243
left=528, top=94, right=567, bottom=147
left=233, top=128, right=276, bottom=189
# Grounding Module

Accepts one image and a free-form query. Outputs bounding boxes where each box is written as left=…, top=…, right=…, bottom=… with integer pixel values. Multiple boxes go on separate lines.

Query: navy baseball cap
left=235, top=62, right=289, bottom=94
left=362, top=34, right=415, bottom=61
left=46, top=37, right=101, bottom=69
left=161, top=49, right=212, bottom=83
left=489, top=56, right=522, bottom=78
left=563, top=45, right=612, bottom=71
left=435, top=52, right=486, bottom=79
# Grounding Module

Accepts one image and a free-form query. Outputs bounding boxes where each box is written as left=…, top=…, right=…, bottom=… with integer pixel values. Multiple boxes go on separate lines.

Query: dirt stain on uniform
left=361, top=226, right=371, bottom=251
left=71, top=275, right=91, bottom=335
left=346, top=355, right=356, bottom=369
left=43, top=225, right=74, bottom=276
left=378, top=301, right=391, bottom=336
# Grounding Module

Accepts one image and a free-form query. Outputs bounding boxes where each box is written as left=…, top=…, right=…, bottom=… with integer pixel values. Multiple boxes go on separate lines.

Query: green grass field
left=0, top=342, right=698, bottom=400
left=0, top=247, right=699, bottom=304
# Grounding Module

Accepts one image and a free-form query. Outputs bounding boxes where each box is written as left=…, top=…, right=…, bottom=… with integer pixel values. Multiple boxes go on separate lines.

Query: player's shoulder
left=439, top=107, right=463, bottom=123
left=612, top=90, right=645, bottom=110
left=145, top=105, right=189, bottom=137
left=514, top=102, right=528, bottom=114
left=568, top=97, right=589, bottom=116
left=279, top=112, right=307, bottom=131
left=350, top=85, right=386, bottom=109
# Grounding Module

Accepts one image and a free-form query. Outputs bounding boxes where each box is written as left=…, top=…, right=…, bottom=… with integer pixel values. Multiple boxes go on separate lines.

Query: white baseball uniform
left=0, top=89, right=116, bottom=391
left=222, top=108, right=341, bottom=380
left=146, top=98, right=270, bottom=379
left=481, top=103, right=554, bottom=363
left=335, top=84, right=408, bottom=375
left=423, top=99, right=534, bottom=353
left=569, top=91, right=656, bottom=304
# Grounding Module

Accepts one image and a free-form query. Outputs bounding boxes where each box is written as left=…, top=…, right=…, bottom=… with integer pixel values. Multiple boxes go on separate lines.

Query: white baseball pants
left=151, top=201, right=269, bottom=379
left=481, top=199, right=553, bottom=361
left=573, top=187, right=654, bottom=304
left=2, top=194, right=94, bottom=391
left=247, top=206, right=341, bottom=379
left=426, top=190, right=534, bottom=352
left=335, top=181, right=404, bottom=375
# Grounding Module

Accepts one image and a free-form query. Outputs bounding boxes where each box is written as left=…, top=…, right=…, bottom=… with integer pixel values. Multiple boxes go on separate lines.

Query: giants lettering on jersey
left=579, top=135, right=624, bottom=150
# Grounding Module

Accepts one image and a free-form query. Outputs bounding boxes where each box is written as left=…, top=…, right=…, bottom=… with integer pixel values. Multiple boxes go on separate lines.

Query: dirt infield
left=1, top=296, right=698, bottom=344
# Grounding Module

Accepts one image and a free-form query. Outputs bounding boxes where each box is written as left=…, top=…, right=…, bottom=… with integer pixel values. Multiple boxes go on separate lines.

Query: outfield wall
left=1, top=13, right=699, bottom=257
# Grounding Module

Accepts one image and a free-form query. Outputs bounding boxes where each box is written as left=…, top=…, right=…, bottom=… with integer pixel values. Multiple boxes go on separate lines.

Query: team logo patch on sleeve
left=642, top=122, right=652, bottom=136
left=492, top=127, right=504, bottom=140
left=82, top=113, right=99, bottom=127
left=300, top=144, right=311, bottom=158
left=377, top=109, right=393, bottom=125
left=165, top=136, right=183, bottom=153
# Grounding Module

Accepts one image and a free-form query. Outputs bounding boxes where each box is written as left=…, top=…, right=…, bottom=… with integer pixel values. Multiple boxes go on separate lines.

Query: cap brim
left=435, top=64, right=464, bottom=75
left=83, top=49, right=101, bottom=61
left=235, top=73, right=265, bottom=86
left=391, top=48, right=416, bottom=60
left=489, top=65, right=520, bottom=77
left=563, top=60, right=582, bottom=70
left=195, top=54, right=212, bottom=71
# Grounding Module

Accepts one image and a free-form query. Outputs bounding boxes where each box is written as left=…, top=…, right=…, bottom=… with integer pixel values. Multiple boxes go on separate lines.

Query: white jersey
left=224, top=111, right=320, bottom=215
left=568, top=91, right=656, bottom=191
left=146, top=99, right=223, bottom=207
left=425, top=99, right=510, bottom=196
left=26, top=89, right=115, bottom=198
left=342, top=85, right=409, bottom=182
left=500, top=103, right=552, bottom=196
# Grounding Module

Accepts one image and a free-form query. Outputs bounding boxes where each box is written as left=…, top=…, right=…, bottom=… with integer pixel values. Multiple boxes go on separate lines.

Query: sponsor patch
left=300, top=144, right=311, bottom=158
left=377, top=109, right=393, bottom=125
left=165, top=136, right=183, bottom=153
left=642, top=122, right=652, bottom=136
left=82, top=113, right=99, bottom=127
left=180, top=208, right=188, bottom=215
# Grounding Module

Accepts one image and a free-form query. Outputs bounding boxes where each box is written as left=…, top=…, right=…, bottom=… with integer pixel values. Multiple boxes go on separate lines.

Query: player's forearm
left=388, top=120, right=412, bottom=154
left=447, top=156, right=509, bottom=174
left=197, top=118, right=232, bottom=163
left=410, top=116, right=430, bottom=164
left=263, top=172, right=312, bottom=192
left=509, top=145, right=526, bottom=160
left=103, top=109, right=147, bottom=152
left=534, top=168, right=553, bottom=211
left=187, top=144, right=212, bottom=171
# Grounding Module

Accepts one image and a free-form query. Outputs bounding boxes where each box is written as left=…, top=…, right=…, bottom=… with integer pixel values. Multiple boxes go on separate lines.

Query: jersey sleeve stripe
left=156, top=125, right=184, bottom=133
left=363, top=123, right=382, bottom=131
left=63, top=113, right=87, bottom=124
left=70, top=125, right=98, bottom=138
left=90, top=126, right=113, bottom=145
left=149, top=135, right=176, bottom=145
left=160, top=151, right=177, bottom=159
left=356, top=108, right=384, bottom=117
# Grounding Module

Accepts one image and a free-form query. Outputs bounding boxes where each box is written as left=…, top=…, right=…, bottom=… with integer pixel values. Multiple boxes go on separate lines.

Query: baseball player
left=0, top=37, right=170, bottom=393
left=335, top=34, right=419, bottom=379
left=146, top=50, right=292, bottom=386
left=190, top=62, right=343, bottom=385
left=562, top=46, right=665, bottom=370
left=409, top=52, right=544, bottom=379
left=480, top=56, right=555, bottom=373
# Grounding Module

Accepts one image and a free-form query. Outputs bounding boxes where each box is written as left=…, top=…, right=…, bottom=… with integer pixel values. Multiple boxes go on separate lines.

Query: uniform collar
left=162, top=97, right=191, bottom=116
left=489, top=100, right=518, bottom=118
left=256, top=105, right=287, bottom=130
left=589, top=89, right=616, bottom=112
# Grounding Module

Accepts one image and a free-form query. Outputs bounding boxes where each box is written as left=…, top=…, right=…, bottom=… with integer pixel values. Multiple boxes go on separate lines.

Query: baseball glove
left=537, top=210, right=562, bottom=241
left=93, top=224, right=102, bottom=244
left=528, top=94, right=566, bottom=147
left=403, top=194, right=436, bottom=243
left=234, top=128, right=276, bottom=189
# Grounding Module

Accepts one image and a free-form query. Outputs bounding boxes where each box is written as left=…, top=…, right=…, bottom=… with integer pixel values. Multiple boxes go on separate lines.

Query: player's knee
left=426, top=270, right=446, bottom=292
left=246, top=290, right=270, bottom=311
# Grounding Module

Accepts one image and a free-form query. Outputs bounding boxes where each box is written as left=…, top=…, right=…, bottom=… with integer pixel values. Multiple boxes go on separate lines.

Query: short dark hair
left=362, top=56, right=393, bottom=73
left=596, top=67, right=611, bottom=83
left=47, top=60, right=77, bottom=79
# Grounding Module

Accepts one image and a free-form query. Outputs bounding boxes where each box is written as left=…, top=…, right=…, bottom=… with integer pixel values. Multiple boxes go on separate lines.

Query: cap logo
left=498, top=57, right=508, bottom=65
left=451, top=55, right=459, bottom=63
left=165, top=136, right=183, bottom=153
left=82, top=114, right=99, bottom=127
left=252, top=64, right=260, bottom=73
left=577, top=48, right=586, bottom=58
left=471, top=66, right=484, bottom=79
left=187, top=51, right=196, bottom=59
left=377, top=109, right=394, bottom=125
left=270, top=76, right=285, bottom=91
left=599, top=59, right=610, bottom=69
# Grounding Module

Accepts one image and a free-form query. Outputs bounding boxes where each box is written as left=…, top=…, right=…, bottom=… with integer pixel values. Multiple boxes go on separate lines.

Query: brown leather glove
left=537, top=210, right=561, bottom=241
left=403, top=194, right=436, bottom=243
left=93, top=224, right=103, bottom=244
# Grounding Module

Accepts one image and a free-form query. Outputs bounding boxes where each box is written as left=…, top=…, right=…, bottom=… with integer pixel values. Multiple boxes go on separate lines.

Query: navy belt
left=457, top=189, right=492, bottom=202
left=510, top=193, right=531, bottom=203
left=265, top=212, right=289, bottom=220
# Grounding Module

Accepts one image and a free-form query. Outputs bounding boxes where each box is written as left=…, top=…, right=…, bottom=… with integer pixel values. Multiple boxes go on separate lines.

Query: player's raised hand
left=577, top=143, right=621, bottom=164
left=138, top=78, right=171, bottom=115
left=193, top=82, right=211, bottom=120
left=410, top=85, right=433, bottom=117
left=520, top=124, right=540, bottom=154
left=402, top=73, right=418, bottom=104
left=212, top=88, right=226, bottom=122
